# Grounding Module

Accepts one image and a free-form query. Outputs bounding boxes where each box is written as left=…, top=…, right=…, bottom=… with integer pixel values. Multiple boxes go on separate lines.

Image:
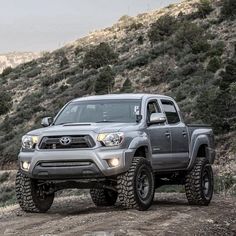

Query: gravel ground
left=0, top=193, right=235, bottom=236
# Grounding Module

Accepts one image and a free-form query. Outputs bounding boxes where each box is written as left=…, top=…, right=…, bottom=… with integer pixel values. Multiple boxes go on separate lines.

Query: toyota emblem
left=59, top=136, right=72, bottom=146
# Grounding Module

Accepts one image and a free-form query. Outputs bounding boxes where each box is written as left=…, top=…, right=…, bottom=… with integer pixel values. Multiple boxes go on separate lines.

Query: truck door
left=146, top=99, right=172, bottom=170
left=160, top=99, right=189, bottom=169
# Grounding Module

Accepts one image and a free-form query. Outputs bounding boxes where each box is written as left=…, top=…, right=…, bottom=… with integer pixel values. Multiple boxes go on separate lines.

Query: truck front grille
left=38, top=135, right=95, bottom=149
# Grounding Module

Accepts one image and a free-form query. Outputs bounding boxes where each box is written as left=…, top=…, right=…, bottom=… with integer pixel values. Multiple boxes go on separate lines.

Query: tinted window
left=54, top=99, right=141, bottom=124
left=147, top=100, right=161, bottom=122
left=161, top=100, right=180, bottom=124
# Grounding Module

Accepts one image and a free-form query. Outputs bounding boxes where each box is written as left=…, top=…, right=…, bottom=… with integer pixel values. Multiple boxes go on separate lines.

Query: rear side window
left=161, top=100, right=180, bottom=124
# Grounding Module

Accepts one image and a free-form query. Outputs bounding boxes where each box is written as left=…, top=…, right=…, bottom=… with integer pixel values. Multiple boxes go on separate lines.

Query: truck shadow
left=49, top=197, right=190, bottom=216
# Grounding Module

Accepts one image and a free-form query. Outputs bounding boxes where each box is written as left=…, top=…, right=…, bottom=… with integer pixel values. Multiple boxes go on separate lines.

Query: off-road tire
left=15, top=170, right=54, bottom=213
left=90, top=188, right=118, bottom=206
left=185, top=157, right=214, bottom=206
left=117, top=157, right=155, bottom=211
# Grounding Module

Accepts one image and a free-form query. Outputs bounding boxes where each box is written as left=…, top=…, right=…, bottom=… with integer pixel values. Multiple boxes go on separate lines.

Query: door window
left=147, top=100, right=161, bottom=122
left=161, top=100, right=180, bottom=124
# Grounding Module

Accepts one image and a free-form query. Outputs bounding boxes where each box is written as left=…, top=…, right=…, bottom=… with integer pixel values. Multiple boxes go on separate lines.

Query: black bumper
left=30, top=161, right=104, bottom=180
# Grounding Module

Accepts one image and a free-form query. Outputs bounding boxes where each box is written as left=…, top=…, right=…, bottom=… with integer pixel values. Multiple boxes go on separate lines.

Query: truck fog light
left=108, top=158, right=120, bottom=167
left=22, top=161, right=30, bottom=171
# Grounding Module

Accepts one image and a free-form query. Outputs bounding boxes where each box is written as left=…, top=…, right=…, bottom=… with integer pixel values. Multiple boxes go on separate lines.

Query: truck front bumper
left=18, top=147, right=135, bottom=180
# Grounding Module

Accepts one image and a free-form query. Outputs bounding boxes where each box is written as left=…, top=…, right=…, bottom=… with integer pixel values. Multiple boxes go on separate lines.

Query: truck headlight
left=97, top=132, right=124, bottom=147
left=22, top=135, right=39, bottom=150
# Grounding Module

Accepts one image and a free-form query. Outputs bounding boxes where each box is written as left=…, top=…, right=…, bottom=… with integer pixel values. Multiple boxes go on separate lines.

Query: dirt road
left=0, top=193, right=235, bottom=236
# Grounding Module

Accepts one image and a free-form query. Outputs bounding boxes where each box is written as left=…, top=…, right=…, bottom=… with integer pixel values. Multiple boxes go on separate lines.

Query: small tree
left=0, top=91, right=12, bottom=115
left=1, top=67, right=12, bottom=77
left=207, top=57, right=221, bottom=72
left=120, top=78, right=133, bottom=93
left=174, top=22, right=210, bottom=54
left=94, top=66, right=115, bottom=94
left=83, top=43, right=118, bottom=69
left=60, top=56, right=69, bottom=69
left=148, top=15, right=178, bottom=44
left=196, top=0, right=213, bottom=18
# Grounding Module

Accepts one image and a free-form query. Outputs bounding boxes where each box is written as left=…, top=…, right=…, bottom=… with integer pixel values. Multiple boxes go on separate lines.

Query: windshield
left=54, top=99, right=141, bottom=125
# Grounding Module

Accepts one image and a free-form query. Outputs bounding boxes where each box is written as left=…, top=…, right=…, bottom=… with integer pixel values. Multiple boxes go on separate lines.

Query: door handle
left=182, top=131, right=187, bottom=136
left=165, top=131, right=170, bottom=138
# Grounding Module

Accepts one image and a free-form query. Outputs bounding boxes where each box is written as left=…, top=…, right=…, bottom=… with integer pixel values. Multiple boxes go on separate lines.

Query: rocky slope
left=0, top=52, right=42, bottom=73
left=0, top=0, right=235, bottom=193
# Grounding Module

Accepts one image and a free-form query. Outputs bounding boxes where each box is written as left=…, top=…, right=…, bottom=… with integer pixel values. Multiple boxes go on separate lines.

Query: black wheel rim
left=202, top=167, right=212, bottom=199
left=137, top=169, right=150, bottom=200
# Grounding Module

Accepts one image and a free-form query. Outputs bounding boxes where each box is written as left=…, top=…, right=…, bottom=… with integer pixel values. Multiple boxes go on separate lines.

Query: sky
left=0, top=0, right=181, bottom=53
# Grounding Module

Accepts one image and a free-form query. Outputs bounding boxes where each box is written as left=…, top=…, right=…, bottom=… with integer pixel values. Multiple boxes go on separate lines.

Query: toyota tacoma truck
left=16, top=94, right=215, bottom=212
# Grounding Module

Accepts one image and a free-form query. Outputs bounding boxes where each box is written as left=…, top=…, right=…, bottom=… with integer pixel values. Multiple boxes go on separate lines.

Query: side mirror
left=41, top=117, right=53, bottom=127
left=149, top=113, right=166, bottom=125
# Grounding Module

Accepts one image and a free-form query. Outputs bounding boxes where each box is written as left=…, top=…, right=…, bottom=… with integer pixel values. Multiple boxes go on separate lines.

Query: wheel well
left=197, top=145, right=207, bottom=157
left=134, top=146, right=148, bottom=158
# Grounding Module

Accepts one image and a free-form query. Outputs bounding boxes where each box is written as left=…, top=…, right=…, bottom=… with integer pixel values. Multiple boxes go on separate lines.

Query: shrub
left=214, top=174, right=236, bottom=195
left=0, top=186, right=16, bottom=207
left=120, top=78, right=133, bottom=93
left=137, top=35, right=144, bottom=45
left=196, top=0, right=213, bottom=18
left=221, top=0, right=236, bottom=19
left=192, top=39, right=211, bottom=54
left=126, top=54, right=150, bottom=70
left=0, top=172, right=9, bottom=183
left=0, top=91, right=12, bottom=115
left=26, top=67, right=41, bottom=78
left=83, top=42, right=118, bottom=69
left=94, top=66, right=115, bottom=94
left=1, top=67, right=12, bottom=77
left=74, top=46, right=83, bottom=56
left=208, top=41, right=225, bottom=57
left=148, top=15, right=178, bottom=44
left=127, top=22, right=143, bottom=31
left=174, top=22, right=210, bottom=53
left=60, top=56, right=69, bottom=69
left=207, top=57, right=221, bottom=72
left=149, top=56, right=175, bottom=84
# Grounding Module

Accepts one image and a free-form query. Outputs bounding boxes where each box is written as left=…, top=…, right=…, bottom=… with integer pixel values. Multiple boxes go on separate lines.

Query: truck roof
left=72, top=93, right=171, bottom=102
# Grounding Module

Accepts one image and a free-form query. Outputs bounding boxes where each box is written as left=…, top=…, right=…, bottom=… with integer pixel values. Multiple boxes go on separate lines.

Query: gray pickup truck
left=16, top=94, right=215, bottom=212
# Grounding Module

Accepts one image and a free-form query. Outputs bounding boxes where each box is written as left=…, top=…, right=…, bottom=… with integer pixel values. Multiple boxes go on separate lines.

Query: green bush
left=208, top=41, right=225, bottom=57
left=214, top=174, right=236, bottom=195
left=126, top=54, right=150, bottom=70
left=83, top=42, right=118, bottom=69
left=26, top=67, right=41, bottom=78
left=74, top=46, right=83, bottom=56
left=192, top=39, right=211, bottom=54
left=0, top=186, right=16, bottom=207
left=41, top=72, right=66, bottom=87
left=60, top=56, right=69, bottom=69
left=120, top=78, right=133, bottom=93
left=207, top=57, right=221, bottom=72
left=221, top=0, right=236, bottom=19
left=0, top=172, right=9, bottom=183
left=0, top=91, right=12, bottom=115
left=137, top=35, right=144, bottom=45
left=196, top=0, right=213, bottom=18
left=127, top=22, right=143, bottom=31
left=174, top=22, right=210, bottom=54
left=94, top=66, right=115, bottom=94
left=1, top=67, right=13, bottom=77
left=148, top=15, right=178, bottom=44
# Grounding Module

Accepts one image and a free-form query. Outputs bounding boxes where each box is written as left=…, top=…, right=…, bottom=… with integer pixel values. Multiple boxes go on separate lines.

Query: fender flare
left=187, top=134, right=210, bottom=170
left=128, top=135, right=152, bottom=161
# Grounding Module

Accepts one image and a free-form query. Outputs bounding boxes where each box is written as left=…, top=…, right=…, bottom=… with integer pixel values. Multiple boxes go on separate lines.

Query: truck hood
left=27, top=123, right=139, bottom=136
